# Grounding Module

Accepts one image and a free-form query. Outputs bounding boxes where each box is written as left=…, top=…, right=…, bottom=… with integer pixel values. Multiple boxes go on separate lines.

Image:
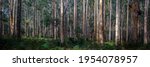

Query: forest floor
left=0, top=37, right=150, bottom=50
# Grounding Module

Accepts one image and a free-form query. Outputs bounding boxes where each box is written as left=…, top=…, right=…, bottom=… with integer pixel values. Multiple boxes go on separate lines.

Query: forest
left=0, top=0, right=150, bottom=50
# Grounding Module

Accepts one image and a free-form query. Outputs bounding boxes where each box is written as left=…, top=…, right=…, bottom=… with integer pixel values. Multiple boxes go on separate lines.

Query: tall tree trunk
left=103, top=0, right=106, bottom=40
left=144, top=0, right=149, bottom=44
left=13, top=0, right=17, bottom=36
left=86, top=0, right=89, bottom=39
left=53, top=0, right=57, bottom=39
left=64, top=0, right=68, bottom=38
left=82, top=0, right=86, bottom=37
left=60, top=0, right=64, bottom=44
left=120, top=2, right=125, bottom=45
left=96, top=0, right=99, bottom=43
left=16, top=0, right=22, bottom=38
left=73, top=0, right=77, bottom=38
left=69, top=2, right=72, bottom=37
left=109, top=0, right=112, bottom=41
left=32, top=1, right=36, bottom=37
left=98, top=0, right=104, bottom=44
left=94, top=0, right=97, bottom=40
left=126, top=0, right=130, bottom=43
left=66, top=0, right=69, bottom=38
left=115, top=0, right=120, bottom=46
left=9, top=0, right=15, bottom=36
left=130, top=0, right=140, bottom=44
left=0, top=0, right=2, bottom=37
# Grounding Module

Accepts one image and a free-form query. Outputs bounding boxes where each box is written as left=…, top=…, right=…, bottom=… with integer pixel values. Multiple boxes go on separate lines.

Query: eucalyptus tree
left=144, top=0, right=149, bottom=44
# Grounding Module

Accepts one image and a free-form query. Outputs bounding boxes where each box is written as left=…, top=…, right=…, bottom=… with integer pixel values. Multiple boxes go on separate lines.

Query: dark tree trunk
left=16, top=0, right=22, bottom=39
left=0, top=0, right=2, bottom=37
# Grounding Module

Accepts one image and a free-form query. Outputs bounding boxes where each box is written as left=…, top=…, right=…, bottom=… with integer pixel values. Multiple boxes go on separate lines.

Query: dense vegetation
left=1, top=37, right=150, bottom=50
left=0, top=0, right=150, bottom=50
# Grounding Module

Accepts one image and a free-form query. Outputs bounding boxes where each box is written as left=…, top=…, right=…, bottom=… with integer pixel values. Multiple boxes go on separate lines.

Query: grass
left=0, top=37, right=150, bottom=50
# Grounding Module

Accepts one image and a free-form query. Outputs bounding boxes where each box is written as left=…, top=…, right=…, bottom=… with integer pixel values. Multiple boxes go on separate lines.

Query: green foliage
left=0, top=37, right=150, bottom=50
left=72, top=45, right=80, bottom=50
left=102, top=41, right=116, bottom=50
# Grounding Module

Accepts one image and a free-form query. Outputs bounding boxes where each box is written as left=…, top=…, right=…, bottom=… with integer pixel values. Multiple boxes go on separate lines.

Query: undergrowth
left=0, top=37, right=150, bottom=50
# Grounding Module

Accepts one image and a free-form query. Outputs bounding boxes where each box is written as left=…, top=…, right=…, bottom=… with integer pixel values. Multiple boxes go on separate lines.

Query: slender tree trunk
left=115, top=0, right=120, bottom=46
left=98, top=0, right=104, bottom=44
left=60, top=0, right=64, bottom=44
left=37, top=10, right=41, bottom=37
left=82, top=0, right=86, bottom=37
left=13, top=0, right=17, bottom=36
left=39, top=10, right=41, bottom=37
left=96, top=0, right=99, bottom=43
left=0, top=0, right=2, bottom=37
left=86, top=0, right=89, bottom=39
left=94, top=0, right=97, bottom=40
left=73, top=0, right=77, bottom=38
left=120, top=2, right=125, bottom=45
left=103, top=0, right=106, bottom=40
left=66, top=0, right=69, bottom=38
left=69, top=3, right=72, bottom=37
left=53, top=0, right=57, bottom=39
left=126, top=0, right=130, bottom=43
left=64, top=0, right=68, bottom=38
left=9, top=0, right=15, bottom=36
left=32, top=1, right=36, bottom=37
left=16, top=0, right=22, bottom=38
left=109, top=0, right=112, bottom=41
left=144, top=0, right=149, bottom=44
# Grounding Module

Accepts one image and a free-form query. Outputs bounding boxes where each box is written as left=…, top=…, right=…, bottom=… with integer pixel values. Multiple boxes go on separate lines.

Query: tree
left=16, top=0, right=22, bottom=38
left=9, top=0, right=15, bottom=36
left=144, top=0, right=149, bottom=44
left=53, top=0, right=57, bottom=39
left=86, top=0, right=88, bottom=38
left=97, top=0, right=104, bottom=44
left=115, top=0, right=120, bottom=46
left=108, top=0, right=112, bottom=41
left=94, top=0, right=97, bottom=40
left=66, top=0, right=69, bottom=38
left=82, top=0, right=86, bottom=37
left=126, top=0, right=130, bottom=43
left=73, top=0, right=77, bottom=38
left=103, top=0, right=105, bottom=40
left=60, top=0, right=64, bottom=44
left=96, top=0, right=99, bottom=42
left=0, top=0, right=2, bottom=37
left=129, top=0, right=141, bottom=44
left=32, top=1, right=36, bottom=37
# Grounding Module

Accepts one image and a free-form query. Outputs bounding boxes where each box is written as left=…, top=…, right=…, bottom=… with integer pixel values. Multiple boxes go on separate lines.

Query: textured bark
left=109, top=0, right=112, bottom=41
left=9, top=0, right=15, bottom=36
left=16, top=0, right=22, bottom=38
left=66, top=0, right=69, bottom=38
left=53, top=0, right=57, bottom=39
left=120, top=2, right=125, bottom=45
left=94, top=0, right=97, bottom=40
left=103, top=0, right=106, bottom=40
left=115, top=0, right=120, bottom=46
left=73, top=0, right=77, bottom=38
left=32, top=1, right=36, bottom=37
left=126, top=0, right=130, bottom=43
left=144, top=0, right=149, bottom=44
left=96, top=0, right=99, bottom=43
left=60, top=0, right=64, bottom=44
left=130, top=0, right=140, bottom=44
left=82, top=0, right=86, bottom=37
left=69, top=3, right=72, bottom=37
left=98, top=0, right=104, bottom=44
left=86, top=0, right=89, bottom=38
